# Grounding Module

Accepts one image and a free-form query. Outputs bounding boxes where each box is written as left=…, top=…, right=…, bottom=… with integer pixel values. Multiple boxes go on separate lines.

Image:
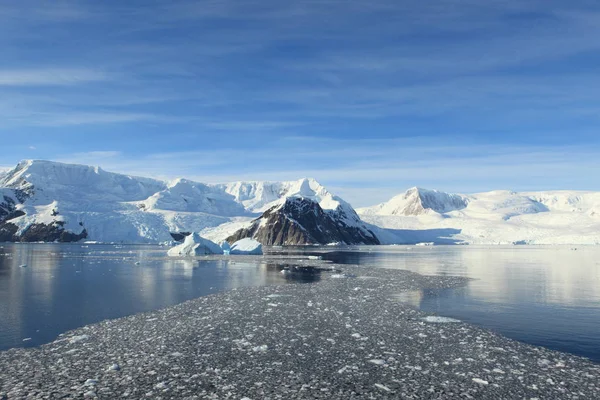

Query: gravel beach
left=1, top=261, right=599, bottom=399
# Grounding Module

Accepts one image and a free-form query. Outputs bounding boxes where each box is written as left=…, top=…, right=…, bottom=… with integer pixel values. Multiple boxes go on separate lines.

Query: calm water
left=301, top=245, right=600, bottom=362
left=0, top=243, right=319, bottom=351
left=2, top=244, right=600, bottom=363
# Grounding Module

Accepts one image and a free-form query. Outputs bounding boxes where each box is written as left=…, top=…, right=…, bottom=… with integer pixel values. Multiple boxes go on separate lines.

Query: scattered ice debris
left=83, top=390, right=97, bottom=398
left=154, top=382, right=168, bottom=390
left=415, top=242, right=435, bottom=246
left=308, top=255, right=322, bottom=260
left=230, top=238, right=263, bottom=255
left=331, top=273, right=356, bottom=279
left=472, top=378, right=489, bottom=385
left=252, top=345, right=268, bottom=352
left=84, top=379, right=98, bottom=386
left=421, top=316, right=461, bottom=323
left=68, top=334, right=89, bottom=344
left=107, top=363, right=121, bottom=372
left=374, top=383, right=392, bottom=392
left=167, top=233, right=223, bottom=256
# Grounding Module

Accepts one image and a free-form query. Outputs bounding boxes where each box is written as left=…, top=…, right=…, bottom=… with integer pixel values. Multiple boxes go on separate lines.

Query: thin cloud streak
left=0, top=68, right=109, bottom=86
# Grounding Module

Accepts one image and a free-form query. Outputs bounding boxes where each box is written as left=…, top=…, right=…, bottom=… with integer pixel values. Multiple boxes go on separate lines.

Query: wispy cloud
left=0, top=0, right=599, bottom=202
left=0, top=68, right=109, bottom=86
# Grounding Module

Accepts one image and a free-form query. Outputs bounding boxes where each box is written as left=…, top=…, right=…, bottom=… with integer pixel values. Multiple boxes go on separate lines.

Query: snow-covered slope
left=0, top=160, right=237, bottom=243
left=358, top=188, right=600, bottom=245
left=360, top=187, right=468, bottom=216
left=216, top=178, right=350, bottom=214
left=0, top=160, right=374, bottom=244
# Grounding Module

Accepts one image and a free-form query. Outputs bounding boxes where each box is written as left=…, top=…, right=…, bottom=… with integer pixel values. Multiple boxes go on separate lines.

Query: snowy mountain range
left=1, top=160, right=599, bottom=245
left=358, top=187, right=600, bottom=245
left=0, top=160, right=376, bottom=245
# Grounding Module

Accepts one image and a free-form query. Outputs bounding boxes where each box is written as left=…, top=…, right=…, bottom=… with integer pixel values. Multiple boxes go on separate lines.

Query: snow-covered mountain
left=358, top=187, right=600, bottom=245
left=226, top=194, right=380, bottom=246
left=360, top=187, right=469, bottom=216
left=2, top=160, right=599, bottom=245
left=0, top=160, right=376, bottom=245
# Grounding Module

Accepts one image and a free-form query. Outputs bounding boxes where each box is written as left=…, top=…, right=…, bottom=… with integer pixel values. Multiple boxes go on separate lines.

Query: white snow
left=167, top=233, right=223, bottom=256
left=359, top=187, right=600, bottom=245
left=421, top=316, right=461, bottom=323
left=220, top=240, right=232, bottom=255
left=3, top=160, right=600, bottom=245
left=229, top=238, right=263, bottom=255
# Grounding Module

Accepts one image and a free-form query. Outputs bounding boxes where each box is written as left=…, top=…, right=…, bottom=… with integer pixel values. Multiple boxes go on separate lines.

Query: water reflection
left=285, top=245, right=600, bottom=362
left=0, top=244, right=322, bottom=351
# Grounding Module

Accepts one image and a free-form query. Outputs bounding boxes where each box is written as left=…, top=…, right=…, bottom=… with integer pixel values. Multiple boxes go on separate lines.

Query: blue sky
left=0, top=0, right=599, bottom=206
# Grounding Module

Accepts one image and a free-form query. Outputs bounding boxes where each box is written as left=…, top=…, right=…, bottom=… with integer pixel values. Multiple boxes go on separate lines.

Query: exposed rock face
left=0, top=220, right=87, bottom=243
left=227, top=197, right=380, bottom=246
left=0, top=179, right=86, bottom=243
left=18, top=222, right=88, bottom=243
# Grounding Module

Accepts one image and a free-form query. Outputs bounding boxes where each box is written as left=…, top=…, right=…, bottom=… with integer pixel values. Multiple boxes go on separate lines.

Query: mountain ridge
left=1, top=160, right=599, bottom=245
left=0, top=160, right=375, bottom=245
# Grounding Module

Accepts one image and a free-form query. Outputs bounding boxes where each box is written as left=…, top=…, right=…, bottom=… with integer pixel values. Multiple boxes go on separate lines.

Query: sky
left=0, top=0, right=599, bottom=207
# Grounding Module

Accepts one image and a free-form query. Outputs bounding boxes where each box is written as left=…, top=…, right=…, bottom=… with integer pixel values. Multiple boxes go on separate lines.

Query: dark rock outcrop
left=0, top=221, right=87, bottom=243
left=170, top=232, right=192, bottom=242
left=227, top=197, right=380, bottom=246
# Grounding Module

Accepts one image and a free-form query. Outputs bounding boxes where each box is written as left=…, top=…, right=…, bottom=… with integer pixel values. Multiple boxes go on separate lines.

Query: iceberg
left=167, top=233, right=223, bottom=256
left=230, top=238, right=263, bottom=255
left=220, top=240, right=232, bottom=255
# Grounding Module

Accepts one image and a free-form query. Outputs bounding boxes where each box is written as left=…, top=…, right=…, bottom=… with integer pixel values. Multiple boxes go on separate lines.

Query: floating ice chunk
left=331, top=273, right=356, bottom=279
left=308, top=255, right=322, bottom=260
left=155, top=382, right=168, bottom=390
left=421, top=316, right=461, bottom=323
left=19, top=264, right=27, bottom=268
left=374, top=383, right=392, bottom=392
left=230, top=238, right=263, bottom=255
left=22, top=337, right=32, bottom=342
left=368, top=359, right=386, bottom=365
left=252, top=345, right=268, bottom=352
left=472, top=378, right=489, bottom=385
left=84, top=379, right=98, bottom=386
left=167, top=233, right=223, bottom=256
left=107, top=363, right=121, bottom=372
left=69, top=334, right=89, bottom=344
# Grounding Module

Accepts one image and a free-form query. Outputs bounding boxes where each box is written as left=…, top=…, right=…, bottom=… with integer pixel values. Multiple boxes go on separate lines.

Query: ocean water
left=307, top=245, right=600, bottom=362
left=2, top=243, right=600, bottom=363
left=0, top=243, right=319, bottom=351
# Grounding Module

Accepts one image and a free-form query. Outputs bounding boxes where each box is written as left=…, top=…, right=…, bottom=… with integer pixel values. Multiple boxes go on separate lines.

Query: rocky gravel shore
left=1, top=262, right=599, bottom=399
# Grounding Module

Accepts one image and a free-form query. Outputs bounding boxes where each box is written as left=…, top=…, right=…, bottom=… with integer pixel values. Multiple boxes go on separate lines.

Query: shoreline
left=1, top=263, right=599, bottom=399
